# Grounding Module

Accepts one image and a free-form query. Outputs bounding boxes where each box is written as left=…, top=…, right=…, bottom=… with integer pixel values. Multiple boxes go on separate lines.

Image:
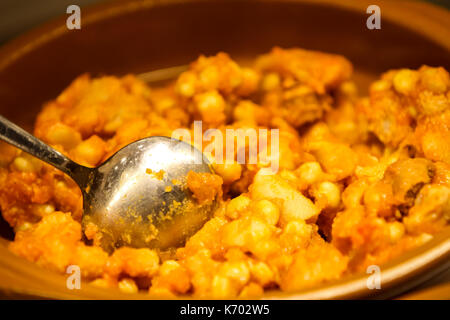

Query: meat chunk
left=256, top=47, right=352, bottom=128
left=362, top=66, right=450, bottom=147
left=255, top=47, right=353, bottom=94
left=415, top=109, right=450, bottom=163
left=384, top=158, right=435, bottom=208
left=404, top=184, right=450, bottom=234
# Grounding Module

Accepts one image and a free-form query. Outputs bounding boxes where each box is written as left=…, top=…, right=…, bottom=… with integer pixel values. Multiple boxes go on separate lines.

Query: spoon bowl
left=82, top=136, right=216, bottom=252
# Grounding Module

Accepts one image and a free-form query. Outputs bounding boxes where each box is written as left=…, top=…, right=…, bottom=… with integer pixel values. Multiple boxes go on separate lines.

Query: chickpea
left=393, top=69, right=419, bottom=95
left=239, top=282, right=264, bottom=298
left=251, top=199, right=280, bottom=226
left=46, top=123, right=82, bottom=150
left=315, top=181, right=341, bottom=208
left=213, top=161, right=242, bottom=184
left=31, top=204, right=55, bottom=216
left=418, top=91, right=449, bottom=115
left=280, top=220, right=313, bottom=251
left=13, top=156, right=35, bottom=172
left=219, top=261, right=250, bottom=286
left=118, top=278, right=139, bottom=294
left=155, top=260, right=191, bottom=294
left=90, top=278, right=111, bottom=289
left=0, top=142, right=18, bottom=167
left=148, top=286, right=177, bottom=298
left=115, top=118, right=148, bottom=145
left=283, top=220, right=310, bottom=235
left=238, top=68, right=260, bottom=95
left=221, top=217, right=272, bottom=249
left=193, top=90, right=226, bottom=125
left=310, top=142, right=357, bottom=180
left=297, top=161, right=323, bottom=185
left=154, top=97, right=175, bottom=113
left=225, top=195, right=251, bottom=219
left=342, top=180, right=369, bottom=208
left=199, top=66, right=220, bottom=89
left=71, top=135, right=106, bottom=167
left=14, top=222, right=33, bottom=232
left=363, top=181, right=394, bottom=217
left=248, top=260, right=274, bottom=286
left=387, top=222, right=405, bottom=244
left=211, top=275, right=237, bottom=298
left=420, top=67, right=449, bottom=94
left=279, top=170, right=297, bottom=182
left=370, top=79, right=391, bottom=93
left=103, top=116, right=123, bottom=133
left=251, top=171, right=319, bottom=223
left=159, top=260, right=181, bottom=276
left=233, top=100, right=260, bottom=124
left=195, top=90, right=224, bottom=111
left=338, top=81, right=358, bottom=97
left=175, top=71, right=197, bottom=97
left=262, top=72, right=280, bottom=91
left=107, top=247, right=159, bottom=278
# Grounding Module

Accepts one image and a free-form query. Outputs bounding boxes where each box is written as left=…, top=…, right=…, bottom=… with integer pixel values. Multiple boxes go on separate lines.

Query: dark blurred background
left=0, top=0, right=104, bottom=44
left=0, top=0, right=449, bottom=45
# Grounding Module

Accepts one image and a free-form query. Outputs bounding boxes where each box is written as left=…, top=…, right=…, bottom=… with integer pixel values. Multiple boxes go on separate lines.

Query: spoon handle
left=0, top=115, right=92, bottom=187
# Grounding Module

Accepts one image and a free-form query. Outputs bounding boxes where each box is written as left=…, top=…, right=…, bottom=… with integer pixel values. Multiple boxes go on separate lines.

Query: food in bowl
left=0, top=47, right=449, bottom=298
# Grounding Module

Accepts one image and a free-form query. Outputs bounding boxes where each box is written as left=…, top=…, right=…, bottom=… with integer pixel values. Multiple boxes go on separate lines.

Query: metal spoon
left=0, top=115, right=216, bottom=253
